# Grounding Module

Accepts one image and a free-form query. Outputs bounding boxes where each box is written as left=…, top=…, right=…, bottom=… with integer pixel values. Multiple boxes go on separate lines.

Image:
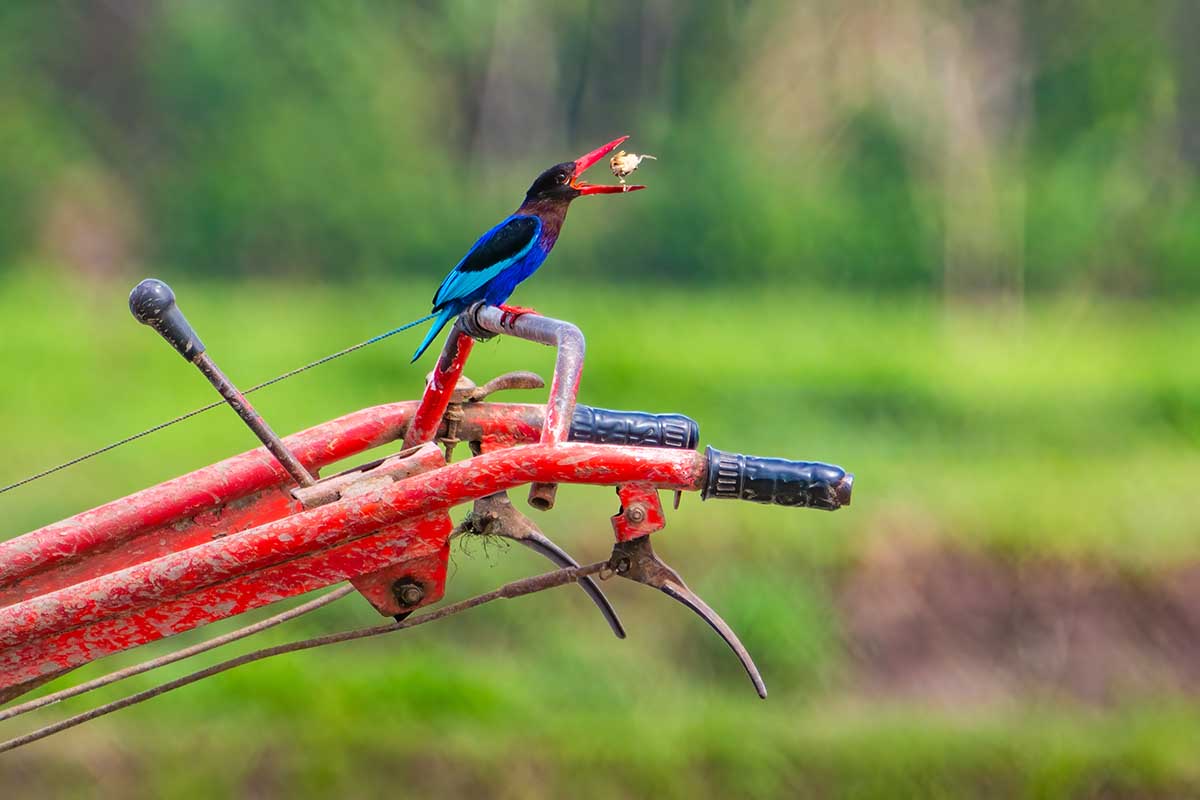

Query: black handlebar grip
left=569, top=406, right=700, bottom=450
left=701, top=446, right=853, bottom=510
left=129, top=278, right=206, bottom=361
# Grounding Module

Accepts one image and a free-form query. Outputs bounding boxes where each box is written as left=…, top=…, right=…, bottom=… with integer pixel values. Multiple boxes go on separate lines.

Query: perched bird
left=411, top=136, right=645, bottom=361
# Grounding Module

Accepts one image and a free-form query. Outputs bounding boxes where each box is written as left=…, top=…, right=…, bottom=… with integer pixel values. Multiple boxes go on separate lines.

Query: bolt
left=394, top=580, right=425, bottom=607
left=625, top=504, right=647, bottom=524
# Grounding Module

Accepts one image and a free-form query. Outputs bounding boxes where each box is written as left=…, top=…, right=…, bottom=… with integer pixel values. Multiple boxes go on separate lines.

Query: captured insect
left=609, top=150, right=656, bottom=186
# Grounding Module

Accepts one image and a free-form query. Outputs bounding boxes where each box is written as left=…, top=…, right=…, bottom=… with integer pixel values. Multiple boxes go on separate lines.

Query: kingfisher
left=411, top=135, right=645, bottom=361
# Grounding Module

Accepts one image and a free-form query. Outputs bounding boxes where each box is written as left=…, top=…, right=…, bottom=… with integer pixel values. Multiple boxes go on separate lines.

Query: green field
left=2, top=273, right=1200, bottom=798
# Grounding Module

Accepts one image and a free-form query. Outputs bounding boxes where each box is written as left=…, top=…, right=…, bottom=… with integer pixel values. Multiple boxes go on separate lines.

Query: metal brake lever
left=608, top=536, right=766, bottom=699
left=459, top=492, right=626, bottom=639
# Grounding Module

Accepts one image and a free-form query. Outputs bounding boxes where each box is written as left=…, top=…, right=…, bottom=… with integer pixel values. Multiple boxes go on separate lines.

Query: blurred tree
left=0, top=0, right=1194, bottom=294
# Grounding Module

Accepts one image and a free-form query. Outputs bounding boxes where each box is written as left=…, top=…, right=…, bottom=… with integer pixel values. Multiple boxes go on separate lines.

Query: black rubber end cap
left=128, top=278, right=205, bottom=360
left=701, top=445, right=851, bottom=511
left=129, top=278, right=176, bottom=324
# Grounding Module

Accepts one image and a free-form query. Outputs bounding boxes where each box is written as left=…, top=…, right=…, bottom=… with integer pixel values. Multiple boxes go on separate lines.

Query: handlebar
left=700, top=446, right=852, bottom=510
left=568, top=406, right=699, bottom=450
left=558, top=408, right=853, bottom=509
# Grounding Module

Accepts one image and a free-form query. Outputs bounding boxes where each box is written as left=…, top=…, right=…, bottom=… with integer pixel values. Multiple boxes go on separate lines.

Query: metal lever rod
left=128, top=279, right=316, bottom=488
left=189, top=352, right=316, bottom=486
left=461, top=492, right=625, bottom=638
left=609, top=536, right=767, bottom=699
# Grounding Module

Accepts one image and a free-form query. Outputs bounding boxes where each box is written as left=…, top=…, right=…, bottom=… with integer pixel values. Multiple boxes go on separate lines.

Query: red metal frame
left=0, top=306, right=693, bottom=700
left=0, top=304, right=849, bottom=706
left=0, top=440, right=705, bottom=692
left=402, top=328, right=474, bottom=449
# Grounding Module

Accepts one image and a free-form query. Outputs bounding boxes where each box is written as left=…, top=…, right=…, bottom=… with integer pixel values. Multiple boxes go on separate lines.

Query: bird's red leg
left=498, top=304, right=539, bottom=328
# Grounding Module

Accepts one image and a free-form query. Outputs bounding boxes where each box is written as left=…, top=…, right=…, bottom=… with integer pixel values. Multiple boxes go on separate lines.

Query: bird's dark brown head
left=523, top=136, right=646, bottom=203
left=525, top=162, right=579, bottom=202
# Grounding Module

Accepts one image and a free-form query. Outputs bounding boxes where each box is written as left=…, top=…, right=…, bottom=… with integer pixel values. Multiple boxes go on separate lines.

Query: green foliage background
left=2, top=1, right=1199, bottom=292
left=2, top=2, right=1200, bottom=798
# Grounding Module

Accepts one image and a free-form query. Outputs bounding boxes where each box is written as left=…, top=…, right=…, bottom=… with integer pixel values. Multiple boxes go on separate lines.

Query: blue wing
left=432, top=215, right=541, bottom=310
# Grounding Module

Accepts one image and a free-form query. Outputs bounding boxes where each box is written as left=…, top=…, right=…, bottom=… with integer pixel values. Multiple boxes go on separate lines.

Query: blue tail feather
left=411, top=307, right=458, bottom=362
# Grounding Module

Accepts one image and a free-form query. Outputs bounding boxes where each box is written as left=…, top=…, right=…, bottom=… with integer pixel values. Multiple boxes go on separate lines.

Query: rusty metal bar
left=0, top=584, right=354, bottom=723
left=192, top=352, right=317, bottom=487
left=0, top=443, right=709, bottom=690
left=0, top=444, right=707, bottom=648
left=464, top=304, right=586, bottom=509
left=402, top=324, right=475, bottom=449
left=129, top=278, right=316, bottom=488
left=0, top=562, right=606, bottom=755
left=0, top=400, right=677, bottom=604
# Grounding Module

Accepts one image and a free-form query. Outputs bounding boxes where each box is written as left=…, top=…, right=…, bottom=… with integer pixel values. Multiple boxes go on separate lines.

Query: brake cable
left=0, top=561, right=604, bottom=754
left=0, top=585, right=357, bottom=724
left=0, top=313, right=435, bottom=496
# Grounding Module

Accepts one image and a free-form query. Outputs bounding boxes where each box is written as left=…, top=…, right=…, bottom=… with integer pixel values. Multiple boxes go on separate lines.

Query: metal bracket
left=611, top=483, right=667, bottom=542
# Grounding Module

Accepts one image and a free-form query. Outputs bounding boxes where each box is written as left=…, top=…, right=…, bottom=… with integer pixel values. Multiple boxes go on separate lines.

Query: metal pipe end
left=528, top=482, right=557, bottom=511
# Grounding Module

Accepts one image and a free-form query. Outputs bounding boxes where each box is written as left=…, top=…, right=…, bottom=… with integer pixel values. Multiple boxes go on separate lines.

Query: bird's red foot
left=498, top=304, right=539, bottom=328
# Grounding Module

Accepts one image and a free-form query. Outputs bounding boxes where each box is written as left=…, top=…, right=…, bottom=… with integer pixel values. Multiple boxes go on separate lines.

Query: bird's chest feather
left=482, top=203, right=568, bottom=304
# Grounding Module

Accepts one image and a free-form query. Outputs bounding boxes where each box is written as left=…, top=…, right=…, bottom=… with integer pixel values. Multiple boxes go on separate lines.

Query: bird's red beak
left=571, top=135, right=646, bottom=195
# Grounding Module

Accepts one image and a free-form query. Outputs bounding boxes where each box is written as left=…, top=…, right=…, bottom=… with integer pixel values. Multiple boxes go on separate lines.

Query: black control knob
left=129, top=278, right=206, bottom=361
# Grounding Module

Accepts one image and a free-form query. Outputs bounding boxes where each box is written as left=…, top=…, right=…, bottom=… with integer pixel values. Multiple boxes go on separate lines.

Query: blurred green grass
left=2, top=270, right=1200, bottom=797
left=3, top=269, right=1199, bottom=561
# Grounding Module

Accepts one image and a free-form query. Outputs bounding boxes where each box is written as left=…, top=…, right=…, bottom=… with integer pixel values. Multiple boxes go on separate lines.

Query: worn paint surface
left=0, top=519, right=450, bottom=687
left=0, top=441, right=707, bottom=693
left=0, top=401, right=564, bottom=607
left=402, top=327, right=475, bottom=448
left=0, top=302, right=852, bottom=702
left=611, top=483, right=667, bottom=542
left=0, top=400, right=421, bottom=592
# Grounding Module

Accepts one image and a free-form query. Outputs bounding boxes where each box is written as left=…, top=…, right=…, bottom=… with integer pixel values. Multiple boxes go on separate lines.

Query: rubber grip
left=701, top=446, right=853, bottom=510
left=129, top=278, right=205, bottom=361
left=569, top=406, right=700, bottom=450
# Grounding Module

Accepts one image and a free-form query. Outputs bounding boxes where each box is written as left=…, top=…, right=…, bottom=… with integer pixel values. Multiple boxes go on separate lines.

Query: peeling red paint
left=0, top=441, right=706, bottom=693
left=0, top=304, right=853, bottom=703
left=611, top=483, right=667, bottom=542
left=402, top=329, right=474, bottom=449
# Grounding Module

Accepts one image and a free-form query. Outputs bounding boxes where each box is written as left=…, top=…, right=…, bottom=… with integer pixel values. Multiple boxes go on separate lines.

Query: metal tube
left=0, top=400, right=420, bottom=593
left=0, top=443, right=707, bottom=689
left=0, top=444, right=706, bottom=647
left=466, top=305, right=587, bottom=509
left=402, top=323, right=475, bottom=449
left=192, top=353, right=316, bottom=487
left=467, top=305, right=585, bottom=444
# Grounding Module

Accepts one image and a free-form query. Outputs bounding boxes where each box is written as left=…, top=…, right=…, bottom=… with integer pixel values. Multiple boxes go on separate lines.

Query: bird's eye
left=557, top=172, right=568, bottom=184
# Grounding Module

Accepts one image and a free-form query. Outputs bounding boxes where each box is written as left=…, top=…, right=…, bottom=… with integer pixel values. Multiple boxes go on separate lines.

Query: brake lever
left=459, top=492, right=626, bottom=639
left=607, top=536, right=767, bottom=699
